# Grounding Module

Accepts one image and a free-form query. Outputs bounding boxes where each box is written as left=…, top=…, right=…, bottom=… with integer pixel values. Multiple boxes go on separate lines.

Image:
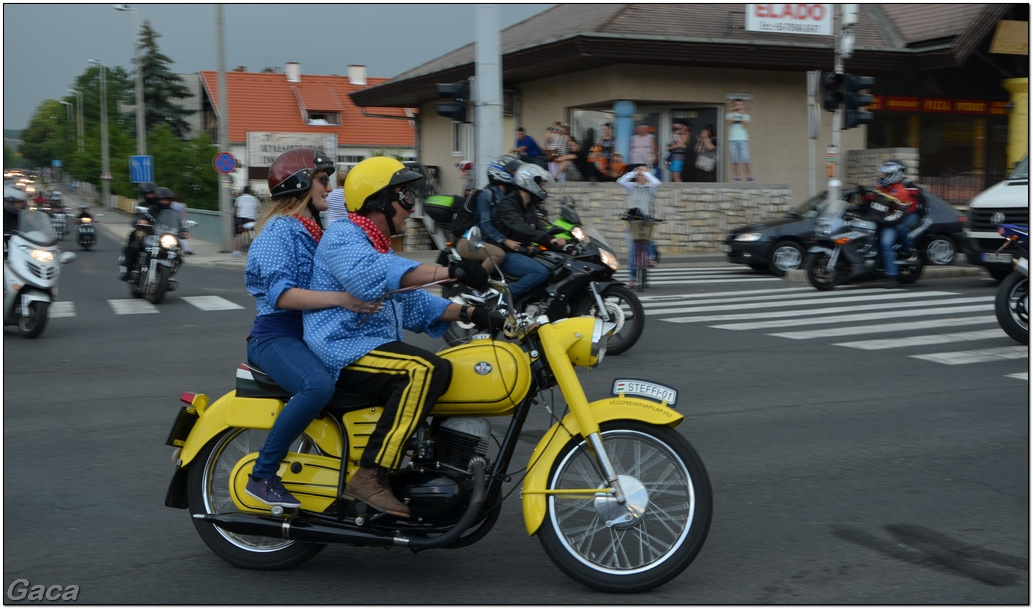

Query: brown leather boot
left=342, top=466, right=410, bottom=517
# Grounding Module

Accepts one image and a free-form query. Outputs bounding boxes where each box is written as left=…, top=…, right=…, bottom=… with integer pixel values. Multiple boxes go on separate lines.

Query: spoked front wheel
left=995, top=271, right=1029, bottom=344
left=186, top=428, right=326, bottom=570
left=538, top=422, right=712, bottom=593
left=572, top=284, right=644, bottom=355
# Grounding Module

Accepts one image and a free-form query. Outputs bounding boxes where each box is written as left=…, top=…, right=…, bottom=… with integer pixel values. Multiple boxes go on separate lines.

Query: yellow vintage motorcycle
left=164, top=237, right=711, bottom=593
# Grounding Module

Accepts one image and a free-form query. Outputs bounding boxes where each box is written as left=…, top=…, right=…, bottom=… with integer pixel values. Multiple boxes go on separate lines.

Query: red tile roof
left=200, top=70, right=415, bottom=147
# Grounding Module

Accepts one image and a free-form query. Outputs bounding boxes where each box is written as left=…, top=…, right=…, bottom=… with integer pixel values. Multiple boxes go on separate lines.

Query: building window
left=307, top=112, right=339, bottom=125
left=450, top=121, right=468, bottom=156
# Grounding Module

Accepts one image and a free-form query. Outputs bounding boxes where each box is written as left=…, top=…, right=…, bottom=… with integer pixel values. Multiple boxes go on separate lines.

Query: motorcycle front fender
left=19, top=289, right=52, bottom=316
left=520, top=396, right=683, bottom=536
left=807, top=244, right=833, bottom=254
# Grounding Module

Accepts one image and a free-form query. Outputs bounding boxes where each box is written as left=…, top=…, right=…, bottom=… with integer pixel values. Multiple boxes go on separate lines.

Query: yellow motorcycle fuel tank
left=433, top=337, right=532, bottom=416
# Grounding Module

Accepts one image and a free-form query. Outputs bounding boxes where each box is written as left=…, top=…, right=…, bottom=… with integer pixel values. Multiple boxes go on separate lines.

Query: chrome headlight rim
left=159, top=233, right=179, bottom=249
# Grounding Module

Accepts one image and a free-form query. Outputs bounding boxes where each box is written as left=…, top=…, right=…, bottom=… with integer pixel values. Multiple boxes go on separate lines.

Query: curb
left=784, top=264, right=987, bottom=283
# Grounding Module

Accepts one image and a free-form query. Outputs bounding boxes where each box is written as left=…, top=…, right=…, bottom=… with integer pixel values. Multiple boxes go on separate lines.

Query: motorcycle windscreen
left=433, top=339, right=532, bottom=416
left=16, top=210, right=58, bottom=246
left=154, top=208, right=183, bottom=235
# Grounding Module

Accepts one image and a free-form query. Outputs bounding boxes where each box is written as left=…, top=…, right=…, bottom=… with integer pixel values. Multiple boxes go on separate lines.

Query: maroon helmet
left=268, top=148, right=335, bottom=199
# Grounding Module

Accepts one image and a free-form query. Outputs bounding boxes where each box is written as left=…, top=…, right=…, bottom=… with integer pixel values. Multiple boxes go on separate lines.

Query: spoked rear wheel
left=572, top=284, right=644, bottom=355
left=538, top=421, right=712, bottom=593
left=186, top=428, right=325, bottom=570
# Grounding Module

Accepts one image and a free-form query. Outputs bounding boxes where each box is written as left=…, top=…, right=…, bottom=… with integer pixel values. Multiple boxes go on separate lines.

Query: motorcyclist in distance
left=452, top=155, right=524, bottom=276
left=490, top=163, right=567, bottom=297
left=865, top=160, right=918, bottom=288
left=75, top=204, right=93, bottom=222
left=4, top=186, right=28, bottom=257
left=119, top=182, right=171, bottom=280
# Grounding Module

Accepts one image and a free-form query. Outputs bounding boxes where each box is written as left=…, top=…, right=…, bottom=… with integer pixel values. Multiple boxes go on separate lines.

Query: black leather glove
left=470, top=307, right=507, bottom=333
left=448, top=259, right=489, bottom=291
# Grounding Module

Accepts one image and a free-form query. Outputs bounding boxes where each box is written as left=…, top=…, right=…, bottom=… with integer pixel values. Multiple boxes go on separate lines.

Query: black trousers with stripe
left=336, top=341, right=452, bottom=469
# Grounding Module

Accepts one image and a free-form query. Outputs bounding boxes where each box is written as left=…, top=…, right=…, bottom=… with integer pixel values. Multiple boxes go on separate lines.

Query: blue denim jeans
left=500, top=251, right=549, bottom=296
left=246, top=335, right=336, bottom=480
left=880, top=213, right=919, bottom=277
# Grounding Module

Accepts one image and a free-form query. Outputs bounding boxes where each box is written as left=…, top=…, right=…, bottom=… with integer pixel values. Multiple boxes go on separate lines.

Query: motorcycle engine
left=396, top=417, right=492, bottom=522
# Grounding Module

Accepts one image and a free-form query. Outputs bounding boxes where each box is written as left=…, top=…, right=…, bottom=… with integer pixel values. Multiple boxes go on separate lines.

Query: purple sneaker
left=245, top=474, right=301, bottom=508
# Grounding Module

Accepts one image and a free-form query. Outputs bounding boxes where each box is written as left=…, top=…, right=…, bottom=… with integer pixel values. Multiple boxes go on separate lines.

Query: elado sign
left=745, top=4, right=833, bottom=36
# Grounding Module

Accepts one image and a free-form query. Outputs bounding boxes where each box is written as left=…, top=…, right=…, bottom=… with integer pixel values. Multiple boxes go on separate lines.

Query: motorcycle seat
left=236, top=363, right=378, bottom=410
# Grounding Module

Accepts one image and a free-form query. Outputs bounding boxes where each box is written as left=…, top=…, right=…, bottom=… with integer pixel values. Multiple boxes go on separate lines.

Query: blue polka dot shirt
left=304, top=219, right=451, bottom=377
left=245, top=215, right=317, bottom=338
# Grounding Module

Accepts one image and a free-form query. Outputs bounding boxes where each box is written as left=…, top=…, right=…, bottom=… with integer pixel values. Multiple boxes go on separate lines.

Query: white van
left=962, top=154, right=1029, bottom=280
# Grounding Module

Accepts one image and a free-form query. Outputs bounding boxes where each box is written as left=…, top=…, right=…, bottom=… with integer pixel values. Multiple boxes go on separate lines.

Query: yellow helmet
left=344, top=157, right=423, bottom=214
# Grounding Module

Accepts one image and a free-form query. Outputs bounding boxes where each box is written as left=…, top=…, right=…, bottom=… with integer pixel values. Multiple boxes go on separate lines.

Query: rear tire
left=186, top=428, right=325, bottom=570
left=896, top=255, right=924, bottom=285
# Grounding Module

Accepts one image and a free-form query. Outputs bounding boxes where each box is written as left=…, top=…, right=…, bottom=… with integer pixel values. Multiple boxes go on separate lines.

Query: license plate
left=612, top=379, right=678, bottom=407
left=981, top=252, right=1014, bottom=264
left=166, top=406, right=199, bottom=447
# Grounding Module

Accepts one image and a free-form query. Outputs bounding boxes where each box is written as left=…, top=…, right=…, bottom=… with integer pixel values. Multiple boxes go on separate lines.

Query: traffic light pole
left=828, top=4, right=845, bottom=204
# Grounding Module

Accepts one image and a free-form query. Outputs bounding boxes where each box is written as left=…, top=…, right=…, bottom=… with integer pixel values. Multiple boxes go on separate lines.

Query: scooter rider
left=866, top=160, right=918, bottom=288
left=304, top=156, right=495, bottom=518
left=490, top=163, right=567, bottom=297
left=75, top=204, right=93, bottom=222
left=4, top=186, right=28, bottom=257
left=119, top=182, right=169, bottom=280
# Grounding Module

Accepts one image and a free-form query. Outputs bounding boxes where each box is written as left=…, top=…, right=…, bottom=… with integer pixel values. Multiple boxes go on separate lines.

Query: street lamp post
left=89, top=60, right=112, bottom=209
left=68, top=89, right=84, bottom=153
left=115, top=4, right=146, bottom=156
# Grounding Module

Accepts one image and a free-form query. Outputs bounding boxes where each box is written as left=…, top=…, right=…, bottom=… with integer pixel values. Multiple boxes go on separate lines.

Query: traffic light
left=822, top=72, right=843, bottom=112
left=436, top=80, right=470, bottom=123
left=843, top=74, right=875, bottom=129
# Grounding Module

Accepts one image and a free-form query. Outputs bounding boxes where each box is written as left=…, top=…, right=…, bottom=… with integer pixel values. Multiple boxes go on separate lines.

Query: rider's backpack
left=903, top=180, right=928, bottom=218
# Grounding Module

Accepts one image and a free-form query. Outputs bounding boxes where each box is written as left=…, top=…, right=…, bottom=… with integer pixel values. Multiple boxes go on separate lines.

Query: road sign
left=100, top=172, right=113, bottom=181
left=129, top=155, right=154, bottom=183
left=213, top=151, right=237, bottom=174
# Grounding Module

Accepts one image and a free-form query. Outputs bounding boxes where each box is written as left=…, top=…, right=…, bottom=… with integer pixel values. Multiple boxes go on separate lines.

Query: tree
left=149, top=124, right=219, bottom=210
left=138, top=20, right=195, bottom=140
left=18, top=100, right=67, bottom=168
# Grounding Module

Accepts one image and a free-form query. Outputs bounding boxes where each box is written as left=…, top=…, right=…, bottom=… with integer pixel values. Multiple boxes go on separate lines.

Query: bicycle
left=621, top=212, right=662, bottom=291
left=240, top=220, right=256, bottom=252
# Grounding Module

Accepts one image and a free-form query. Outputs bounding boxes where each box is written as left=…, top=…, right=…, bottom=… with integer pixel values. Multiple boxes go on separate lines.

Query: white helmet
left=878, top=160, right=906, bottom=188
left=511, top=163, right=553, bottom=201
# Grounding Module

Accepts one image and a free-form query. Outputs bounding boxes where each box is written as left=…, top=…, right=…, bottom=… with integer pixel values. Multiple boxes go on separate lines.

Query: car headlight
left=734, top=232, right=762, bottom=242
left=159, top=233, right=179, bottom=249
left=599, top=247, right=619, bottom=272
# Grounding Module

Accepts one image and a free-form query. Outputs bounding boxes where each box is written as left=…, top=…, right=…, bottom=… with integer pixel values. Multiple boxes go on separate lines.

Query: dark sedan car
left=722, top=187, right=967, bottom=276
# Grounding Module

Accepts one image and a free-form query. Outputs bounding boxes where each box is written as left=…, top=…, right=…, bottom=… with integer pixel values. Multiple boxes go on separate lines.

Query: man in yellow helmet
left=304, top=157, right=495, bottom=518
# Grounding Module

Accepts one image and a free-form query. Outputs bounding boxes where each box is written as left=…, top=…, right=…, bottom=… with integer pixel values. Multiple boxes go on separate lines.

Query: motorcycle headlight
left=159, top=233, right=179, bottom=249
left=24, top=247, right=55, bottom=263
left=571, top=226, right=586, bottom=242
left=599, top=247, right=619, bottom=272
left=81, top=217, right=92, bottom=224
left=734, top=232, right=762, bottom=242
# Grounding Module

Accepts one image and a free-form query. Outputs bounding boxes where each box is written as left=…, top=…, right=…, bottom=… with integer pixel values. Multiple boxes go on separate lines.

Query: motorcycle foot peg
left=271, top=505, right=285, bottom=517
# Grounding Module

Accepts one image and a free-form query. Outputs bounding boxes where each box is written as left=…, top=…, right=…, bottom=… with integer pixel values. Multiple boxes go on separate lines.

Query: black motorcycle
left=75, top=214, right=100, bottom=251
left=124, top=207, right=195, bottom=304
left=440, top=204, right=645, bottom=355
left=804, top=192, right=927, bottom=290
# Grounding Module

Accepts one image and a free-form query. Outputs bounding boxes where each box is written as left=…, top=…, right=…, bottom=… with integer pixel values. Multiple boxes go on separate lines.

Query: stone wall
left=403, top=182, right=793, bottom=258
left=845, top=148, right=919, bottom=189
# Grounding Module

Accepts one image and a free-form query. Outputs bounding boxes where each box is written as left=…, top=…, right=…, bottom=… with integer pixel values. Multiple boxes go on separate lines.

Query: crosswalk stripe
left=181, top=296, right=245, bottom=311
left=834, top=328, right=1007, bottom=350
left=108, top=299, right=158, bottom=315
left=639, top=287, right=816, bottom=303
left=662, top=296, right=990, bottom=324
left=647, top=290, right=957, bottom=316
left=1006, top=372, right=1028, bottom=381
left=770, top=316, right=997, bottom=339
left=50, top=302, right=75, bottom=318
left=709, top=302, right=993, bottom=330
left=910, top=346, right=1029, bottom=365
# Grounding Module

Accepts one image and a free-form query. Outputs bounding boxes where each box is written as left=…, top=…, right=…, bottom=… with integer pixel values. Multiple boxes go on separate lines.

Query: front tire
left=995, top=271, right=1029, bottom=345
left=186, top=428, right=325, bottom=570
left=573, top=284, right=644, bottom=355
left=147, top=265, right=171, bottom=305
left=19, top=300, right=49, bottom=338
left=805, top=251, right=847, bottom=291
left=538, top=422, right=712, bottom=593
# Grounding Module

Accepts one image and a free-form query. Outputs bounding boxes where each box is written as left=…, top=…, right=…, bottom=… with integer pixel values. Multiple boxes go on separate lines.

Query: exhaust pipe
left=196, top=458, right=488, bottom=550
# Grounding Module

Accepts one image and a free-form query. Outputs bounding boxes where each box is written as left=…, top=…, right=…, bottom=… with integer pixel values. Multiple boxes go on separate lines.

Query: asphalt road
left=2, top=214, right=1028, bottom=604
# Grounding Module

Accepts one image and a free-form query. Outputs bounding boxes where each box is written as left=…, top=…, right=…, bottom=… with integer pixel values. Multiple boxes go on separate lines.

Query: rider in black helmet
left=120, top=183, right=173, bottom=280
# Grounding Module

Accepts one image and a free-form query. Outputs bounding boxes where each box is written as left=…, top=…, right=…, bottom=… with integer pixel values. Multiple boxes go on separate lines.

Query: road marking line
left=181, top=296, right=245, bottom=311
left=910, top=346, right=1028, bottom=365
left=50, top=302, right=75, bottom=318
left=708, top=302, right=993, bottom=330
left=834, top=328, right=1008, bottom=350
left=769, top=316, right=996, bottom=339
left=1006, top=372, right=1028, bottom=380
left=108, top=299, right=159, bottom=315
left=646, top=290, right=957, bottom=315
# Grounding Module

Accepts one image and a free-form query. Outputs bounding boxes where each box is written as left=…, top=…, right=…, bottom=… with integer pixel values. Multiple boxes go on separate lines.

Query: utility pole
left=827, top=4, right=848, bottom=204
left=474, top=4, right=502, bottom=181
left=216, top=4, right=233, bottom=252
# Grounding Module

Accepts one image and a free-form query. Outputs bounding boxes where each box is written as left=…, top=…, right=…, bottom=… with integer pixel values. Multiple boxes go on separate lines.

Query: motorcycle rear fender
left=520, top=396, right=683, bottom=536
left=175, top=391, right=345, bottom=468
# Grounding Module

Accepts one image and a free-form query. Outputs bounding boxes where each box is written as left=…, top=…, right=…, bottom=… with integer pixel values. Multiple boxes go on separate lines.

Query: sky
left=2, top=2, right=555, bottom=131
